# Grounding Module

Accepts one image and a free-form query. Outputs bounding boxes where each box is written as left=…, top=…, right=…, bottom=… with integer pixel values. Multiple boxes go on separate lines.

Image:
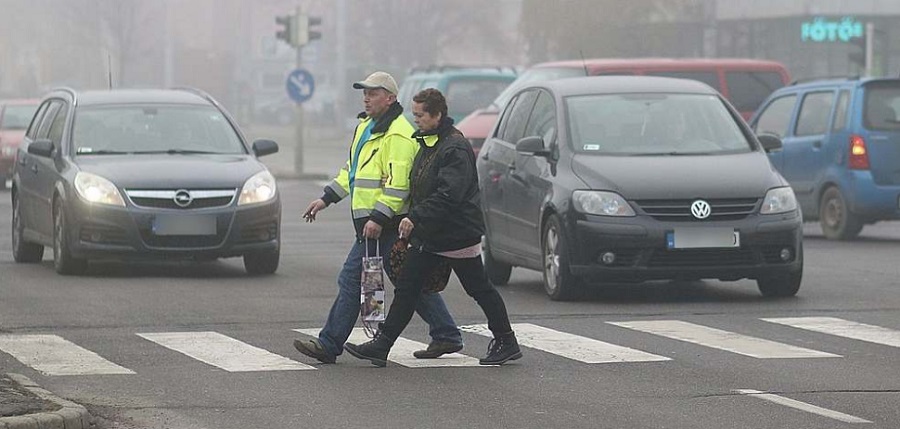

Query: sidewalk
left=242, top=124, right=348, bottom=181
left=0, top=373, right=91, bottom=429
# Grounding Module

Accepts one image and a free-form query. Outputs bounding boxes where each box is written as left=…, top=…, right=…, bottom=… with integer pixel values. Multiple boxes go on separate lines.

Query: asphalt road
left=1, top=181, right=899, bottom=429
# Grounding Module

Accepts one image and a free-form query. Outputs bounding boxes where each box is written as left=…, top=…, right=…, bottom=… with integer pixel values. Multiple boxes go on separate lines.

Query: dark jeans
left=380, top=247, right=513, bottom=342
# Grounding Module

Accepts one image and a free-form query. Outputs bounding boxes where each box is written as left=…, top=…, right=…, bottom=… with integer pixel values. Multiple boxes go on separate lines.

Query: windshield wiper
left=76, top=149, right=131, bottom=155
left=630, top=151, right=713, bottom=156
left=131, top=149, right=223, bottom=155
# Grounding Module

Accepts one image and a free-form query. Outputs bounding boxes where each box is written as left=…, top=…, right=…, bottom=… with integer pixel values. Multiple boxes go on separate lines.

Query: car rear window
left=566, top=93, right=751, bottom=156
left=644, top=71, right=721, bottom=91
left=445, top=79, right=512, bottom=120
left=72, top=105, right=246, bottom=155
left=864, top=82, right=900, bottom=131
left=725, top=71, right=785, bottom=112
left=0, top=105, right=39, bottom=130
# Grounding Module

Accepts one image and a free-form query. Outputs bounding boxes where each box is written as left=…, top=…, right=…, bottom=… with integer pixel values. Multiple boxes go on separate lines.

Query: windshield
left=72, top=105, right=246, bottom=155
left=0, top=104, right=39, bottom=130
left=491, top=67, right=584, bottom=110
left=566, top=93, right=752, bottom=156
left=864, top=82, right=900, bottom=131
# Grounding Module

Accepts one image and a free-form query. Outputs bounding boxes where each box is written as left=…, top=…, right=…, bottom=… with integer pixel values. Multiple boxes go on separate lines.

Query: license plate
left=667, top=228, right=739, bottom=249
left=152, top=215, right=216, bottom=236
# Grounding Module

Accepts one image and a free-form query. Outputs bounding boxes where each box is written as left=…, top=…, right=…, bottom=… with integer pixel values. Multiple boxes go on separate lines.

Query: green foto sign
left=801, top=17, right=863, bottom=43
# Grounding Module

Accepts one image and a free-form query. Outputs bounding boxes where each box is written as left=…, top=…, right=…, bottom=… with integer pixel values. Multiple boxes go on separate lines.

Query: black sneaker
left=293, top=338, right=336, bottom=364
left=344, top=333, right=393, bottom=367
left=413, top=341, right=464, bottom=359
left=479, top=332, right=522, bottom=365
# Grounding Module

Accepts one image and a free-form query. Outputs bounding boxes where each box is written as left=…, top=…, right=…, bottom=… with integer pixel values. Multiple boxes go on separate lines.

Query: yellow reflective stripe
left=374, top=201, right=395, bottom=218
left=383, top=188, right=409, bottom=199
left=354, top=178, right=382, bottom=189
left=326, top=181, right=348, bottom=198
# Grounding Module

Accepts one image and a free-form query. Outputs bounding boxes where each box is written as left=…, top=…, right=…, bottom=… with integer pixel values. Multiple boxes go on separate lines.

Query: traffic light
left=296, top=14, right=323, bottom=47
left=848, top=30, right=867, bottom=71
left=275, top=14, right=297, bottom=46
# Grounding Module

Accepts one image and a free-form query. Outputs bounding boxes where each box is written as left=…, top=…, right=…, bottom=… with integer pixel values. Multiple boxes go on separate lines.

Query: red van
left=0, top=99, right=40, bottom=189
left=458, top=58, right=791, bottom=154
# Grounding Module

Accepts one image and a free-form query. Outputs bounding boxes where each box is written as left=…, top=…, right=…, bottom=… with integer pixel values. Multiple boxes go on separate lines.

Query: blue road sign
left=286, top=69, right=315, bottom=104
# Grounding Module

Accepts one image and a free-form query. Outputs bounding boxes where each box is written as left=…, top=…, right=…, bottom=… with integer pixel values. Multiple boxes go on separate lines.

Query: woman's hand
left=399, top=218, right=415, bottom=239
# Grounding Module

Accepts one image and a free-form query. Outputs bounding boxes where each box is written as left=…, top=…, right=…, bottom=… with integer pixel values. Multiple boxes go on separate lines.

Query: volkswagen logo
left=691, top=200, right=711, bottom=219
left=173, top=190, right=193, bottom=208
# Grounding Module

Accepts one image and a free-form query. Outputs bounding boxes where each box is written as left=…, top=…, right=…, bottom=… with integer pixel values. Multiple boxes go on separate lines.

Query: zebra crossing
left=1, top=316, right=898, bottom=376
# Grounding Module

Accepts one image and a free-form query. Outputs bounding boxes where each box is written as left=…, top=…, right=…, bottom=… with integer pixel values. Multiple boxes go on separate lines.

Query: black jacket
left=408, top=118, right=485, bottom=252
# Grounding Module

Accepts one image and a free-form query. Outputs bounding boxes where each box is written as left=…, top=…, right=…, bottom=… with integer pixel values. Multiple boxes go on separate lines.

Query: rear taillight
left=849, top=134, right=870, bottom=170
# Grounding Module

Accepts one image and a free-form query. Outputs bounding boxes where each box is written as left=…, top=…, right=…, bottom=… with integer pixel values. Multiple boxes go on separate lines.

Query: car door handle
left=812, top=140, right=822, bottom=149
left=481, top=152, right=490, bottom=161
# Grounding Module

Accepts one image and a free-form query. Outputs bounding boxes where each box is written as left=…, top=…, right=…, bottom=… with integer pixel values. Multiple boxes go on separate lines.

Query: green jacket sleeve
left=369, top=133, right=416, bottom=225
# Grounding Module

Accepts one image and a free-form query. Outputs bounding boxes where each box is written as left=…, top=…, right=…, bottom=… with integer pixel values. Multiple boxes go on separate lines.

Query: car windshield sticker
left=210, top=114, right=222, bottom=121
left=583, top=144, right=601, bottom=151
left=77, top=147, right=93, bottom=153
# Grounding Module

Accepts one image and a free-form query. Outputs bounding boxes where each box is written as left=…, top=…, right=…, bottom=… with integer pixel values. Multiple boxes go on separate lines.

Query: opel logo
left=174, top=190, right=193, bottom=208
left=691, top=200, right=711, bottom=219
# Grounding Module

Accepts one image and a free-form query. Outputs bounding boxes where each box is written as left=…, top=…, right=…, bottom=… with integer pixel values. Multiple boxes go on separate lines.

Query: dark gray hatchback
left=11, top=88, right=281, bottom=275
left=477, top=76, right=803, bottom=300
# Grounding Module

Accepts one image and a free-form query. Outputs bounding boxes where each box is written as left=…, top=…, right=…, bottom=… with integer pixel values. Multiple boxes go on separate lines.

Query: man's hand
left=362, top=220, right=383, bottom=239
left=303, top=199, right=327, bottom=223
left=399, top=217, right=414, bottom=239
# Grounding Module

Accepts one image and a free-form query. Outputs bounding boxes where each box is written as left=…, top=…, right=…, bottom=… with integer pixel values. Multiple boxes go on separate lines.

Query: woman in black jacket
left=345, top=88, right=521, bottom=367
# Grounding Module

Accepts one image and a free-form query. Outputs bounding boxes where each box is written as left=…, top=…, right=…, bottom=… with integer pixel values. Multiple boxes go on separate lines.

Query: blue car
left=750, top=78, right=900, bottom=240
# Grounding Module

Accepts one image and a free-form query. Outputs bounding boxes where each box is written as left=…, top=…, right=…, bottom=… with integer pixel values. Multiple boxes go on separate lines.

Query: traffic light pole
left=294, top=45, right=305, bottom=176
left=865, top=22, right=875, bottom=77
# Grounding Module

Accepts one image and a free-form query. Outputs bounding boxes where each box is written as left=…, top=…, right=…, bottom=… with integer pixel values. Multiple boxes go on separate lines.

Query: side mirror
left=757, top=134, right=783, bottom=153
left=27, top=139, right=54, bottom=158
left=515, top=136, right=551, bottom=158
left=252, top=139, right=279, bottom=157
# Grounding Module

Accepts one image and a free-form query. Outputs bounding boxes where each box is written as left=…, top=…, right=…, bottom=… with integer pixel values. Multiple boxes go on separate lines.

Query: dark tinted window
left=795, top=92, right=835, bottom=137
left=832, top=90, right=850, bottom=132
left=493, top=94, right=517, bottom=139
left=755, top=95, right=796, bottom=138
left=725, top=71, right=785, bottom=112
left=645, top=71, right=721, bottom=91
left=863, top=82, right=900, bottom=131
left=522, top=91, right=556, bottom=145
left=500, top=90, right=539, bottom=144
left=47, top=104, right=69, bottom=148
left=26, top=102, right=51, bottom=139
left=37, top=101, right=62, bottom=139
left=0, top=104, right=39, bottom=130
left=445, top=79, right=512, bottom=120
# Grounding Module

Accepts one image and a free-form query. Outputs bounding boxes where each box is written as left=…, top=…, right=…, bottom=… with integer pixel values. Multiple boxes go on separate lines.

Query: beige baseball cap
left=352, top=71, right=399, bottom=95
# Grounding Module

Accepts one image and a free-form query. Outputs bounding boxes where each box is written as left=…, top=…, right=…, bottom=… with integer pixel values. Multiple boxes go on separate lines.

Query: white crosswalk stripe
left=461, top=323, right=671, bottom=364
left=0, top=334, right=135, bottom=376
left=608, top=320, right=841, bottom=359
left=763, top=317, right=900, bottom=349
left=137, top=332, right=314, bottom=372
left=294, top=328, right=483, bottom=367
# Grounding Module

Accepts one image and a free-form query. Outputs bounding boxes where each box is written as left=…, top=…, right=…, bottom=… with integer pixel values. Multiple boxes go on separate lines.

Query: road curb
left=0, top=374, right=91, bottom=429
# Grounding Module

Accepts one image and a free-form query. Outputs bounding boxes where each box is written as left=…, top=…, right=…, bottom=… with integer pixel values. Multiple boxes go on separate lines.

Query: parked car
left=750, top=77, right=900, bottom=240
left=477, top=76, right=802, bottom=300
left=11, top=88, right=281, bottom=275
left=397, top=66, right=517, bottom=125
left=459, top=58, right=790, bottom=157
left=0, top=99, right=40, bottom=189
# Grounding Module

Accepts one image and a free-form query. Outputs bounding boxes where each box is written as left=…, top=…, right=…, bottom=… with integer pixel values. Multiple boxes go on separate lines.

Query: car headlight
left=239, top=170, right=277, bottom=205
left=760, top=187, right=798, bottom=215
left=572, top=190, right=635, bottom=216
left=74, top=172, right=125, bottom=207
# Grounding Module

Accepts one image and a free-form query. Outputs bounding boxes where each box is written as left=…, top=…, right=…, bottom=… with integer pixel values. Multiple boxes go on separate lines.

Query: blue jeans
left=318, top=231, right=463, bottom=356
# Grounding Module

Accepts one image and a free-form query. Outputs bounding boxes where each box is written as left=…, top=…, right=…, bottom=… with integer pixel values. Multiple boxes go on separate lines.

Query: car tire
left=244, top=245, right=280, bottom=275
left=542, top=215, right=581, bottom=301
left=819, top=187, right=863, bottom=240
left=482, top=237, right=511, bottom=286
left=757, top=244, right=803, bottom=298
left=11, top=194, right=44, bottom=263
left=53, top=200, right=87, bottom=275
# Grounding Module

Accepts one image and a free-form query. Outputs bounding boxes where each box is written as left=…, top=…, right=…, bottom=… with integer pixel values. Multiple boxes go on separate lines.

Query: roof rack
left=407, top=65, right=516, bottom=75
left=789, top=75, right=859, bottom=86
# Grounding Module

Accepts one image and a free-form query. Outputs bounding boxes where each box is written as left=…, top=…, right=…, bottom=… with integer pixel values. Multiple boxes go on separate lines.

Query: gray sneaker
left=413, top=341, right=464, bottom=359
left=293, top=338, right=336, bottom=364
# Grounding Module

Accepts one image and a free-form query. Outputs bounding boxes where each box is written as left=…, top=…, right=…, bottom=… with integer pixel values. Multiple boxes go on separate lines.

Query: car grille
left=125, top=189, right=236, bottom=210
left=140, top=231, right=227, bottom=248
left=634, top=198, right=759, bottom=222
